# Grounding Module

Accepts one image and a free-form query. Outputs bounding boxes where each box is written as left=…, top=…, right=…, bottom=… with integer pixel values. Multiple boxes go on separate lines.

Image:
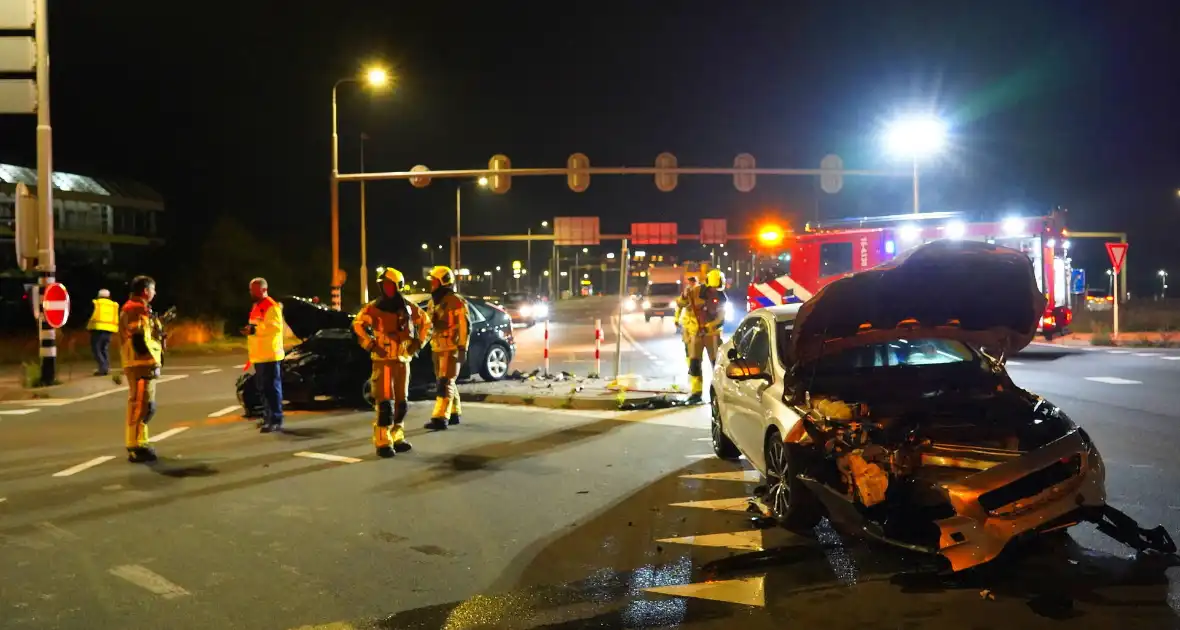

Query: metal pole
left=330, top=83, right=342, bottom=311
left=594, top=318, right=602, bottom=375
left=526, top=228, right=532, bottom=293
left=912, top=157, right=920, bottom=214
left=454, top=185, right=461, bottom=272
left=553, top=244, right=559, bottom=299
left=1113, top=268, right=1120, bottom=339
left=613, top=239, right=629, bottom=380
left=359, top=133, right=369, bottom=304
left=543, top=320, right=550, bottom=377
left=35, top=0, right=55, bottom=385
left=1120, top=233, right=1128, bottom=302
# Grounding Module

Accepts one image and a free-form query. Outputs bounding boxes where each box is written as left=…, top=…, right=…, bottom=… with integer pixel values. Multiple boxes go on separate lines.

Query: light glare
left=884, top=116, right=947, bottom=157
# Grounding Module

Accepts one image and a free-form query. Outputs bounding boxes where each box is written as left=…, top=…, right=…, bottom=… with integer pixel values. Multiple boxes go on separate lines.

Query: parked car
left=498, top=291, right=549, bottom=327
left=237, top=295, right=515, bottom=414
left=710, top=239, right=1174, bottom=572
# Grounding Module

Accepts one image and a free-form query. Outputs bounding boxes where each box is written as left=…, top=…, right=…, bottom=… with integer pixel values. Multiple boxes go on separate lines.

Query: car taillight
left=1042, top=315, right=1056, bottom=328
left=1060, top=307, right=1073, bottom=325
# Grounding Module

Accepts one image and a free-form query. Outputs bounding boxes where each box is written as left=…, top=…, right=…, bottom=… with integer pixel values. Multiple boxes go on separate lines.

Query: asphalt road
left=3, top=301, right=1180, bottom=629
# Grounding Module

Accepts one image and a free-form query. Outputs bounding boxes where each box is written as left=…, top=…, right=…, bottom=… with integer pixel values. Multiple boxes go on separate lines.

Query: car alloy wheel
left=765, top=434, right=792, bottom=520
left=361, top=379, right=374, bottom=408
left=483, top=345, right=509, bottom=380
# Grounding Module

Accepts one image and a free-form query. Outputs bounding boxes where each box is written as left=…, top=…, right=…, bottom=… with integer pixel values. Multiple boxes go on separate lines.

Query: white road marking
left=108, top=564, right=190, bottom=599
left=149, top=427, right=190, bottom=443
left=234, top=364, right=247, bottom=369
left=1133, top=352, right=1158, bottom=357
left=657, top=530, right=764, bottom=552
left=681, top=470, right=762, bottom=483
left=644, top=576, right=765, bottom=607
left=0, top=497, right=6, bottom=504
left=686, top=454, right=714, bottom=460
left=1107, top=350, right=1130, bottom=354
left=208, top=405, right=241, bottom=418
left=52, top=455, right=117, bottom=477
left=1162, top=356, right=1180, bottom=361
left=0, top=408, right=39, bottom=415
left=1005, top=361, right=1024, bottom=366
left=200, top=368, right=222, bottom=375
left=293, top=451, right=362, bottom=464
left=1084, top=376, right=1142, bottom=385
left=668, top=497, right=752, bottom=512
left=37, top=521, right=79, bottom=541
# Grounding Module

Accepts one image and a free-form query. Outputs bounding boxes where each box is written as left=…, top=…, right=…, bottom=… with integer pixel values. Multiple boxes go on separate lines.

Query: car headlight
left=668, top=301, right=678, bottom=309
left=533, top=303, right=549, bottom=318
left=622, top=299, right=635, bottom=312
left=642, top=299, right=652, bottom=309
left=519, top=305, right=533, bottom=317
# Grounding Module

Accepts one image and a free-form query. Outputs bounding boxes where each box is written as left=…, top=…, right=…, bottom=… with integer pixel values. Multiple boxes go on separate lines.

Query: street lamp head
left=365, top=67, right=390, bottom=88
left=421, top=243, right=428, bottom=250
left=884, top=115, right=948, bottom=158
left=1159, top=269, right=1168, bottom=276
left=582, top=247, right=589, bottom=253
left=477, top=176, right=489, bottom=187
left=541, top=220, right=550, bottom=227
left=496, top=266, right=501, bottom=271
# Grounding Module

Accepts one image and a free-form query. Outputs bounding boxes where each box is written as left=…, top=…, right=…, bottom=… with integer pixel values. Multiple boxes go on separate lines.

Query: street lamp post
left=454, top=177, right=489, bottom=275
left=359, top=132, right=370, bottom=304
left=1159, top=269, right=1169, bottom=298
left=330, top=66, right=389, bottom=311
left=884, top=115, right=947, bottom=214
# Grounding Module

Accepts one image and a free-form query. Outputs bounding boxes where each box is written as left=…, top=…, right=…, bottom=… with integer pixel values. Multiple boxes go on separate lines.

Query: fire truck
left=745, top=209, right=1074, bottom=339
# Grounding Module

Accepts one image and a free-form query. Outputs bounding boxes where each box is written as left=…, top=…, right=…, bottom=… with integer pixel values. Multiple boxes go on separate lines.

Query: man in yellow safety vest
left=87, top=288, right=119, bottom=376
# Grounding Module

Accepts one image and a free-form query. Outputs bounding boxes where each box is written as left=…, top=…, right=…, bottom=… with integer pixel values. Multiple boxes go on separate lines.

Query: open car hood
left=279, top=296, right=354, bottom=340
left=790, top=239, right=1047, bottom=365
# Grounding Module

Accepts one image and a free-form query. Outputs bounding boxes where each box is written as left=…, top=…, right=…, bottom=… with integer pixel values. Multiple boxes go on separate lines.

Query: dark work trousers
left=90, top=330, right=112, bottom=375
left=254, top=361, right=285, bottom=427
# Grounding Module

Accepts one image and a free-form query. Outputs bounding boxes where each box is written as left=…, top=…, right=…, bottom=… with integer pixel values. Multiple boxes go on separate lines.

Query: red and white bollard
left=594, top=318, right=603, bottom=376
left=543, top=319, right=550, bottom=377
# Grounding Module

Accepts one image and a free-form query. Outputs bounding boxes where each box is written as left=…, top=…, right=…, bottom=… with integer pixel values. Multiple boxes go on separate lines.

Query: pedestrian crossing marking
left=657, top=530, right=763, bottom=552
left=668, top=497, right=752, bottom=513
left=293, top=452, right=362, bottom=464
left=680, top=470, right=761, bottom=483
left=643, top=576, right=765, bottom=607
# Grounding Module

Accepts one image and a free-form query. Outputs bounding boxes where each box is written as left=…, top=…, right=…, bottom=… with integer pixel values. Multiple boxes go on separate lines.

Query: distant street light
left=421, top=243, right=428, bottom=250
left=329, top=64, right=393, bottom=310
left=541, top=220, right=549, bottom=227
left=582, top=247, right=589, bottom=253
left=477, top=176, right=489, bottom=187
left=1160, top=269, right=1169, bottom=297
left=884, top=114, right=947, bottom=214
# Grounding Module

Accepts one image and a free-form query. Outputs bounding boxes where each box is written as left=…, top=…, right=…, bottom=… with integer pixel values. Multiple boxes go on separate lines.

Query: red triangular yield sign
left=1106, top=242, right=1129, bottom=273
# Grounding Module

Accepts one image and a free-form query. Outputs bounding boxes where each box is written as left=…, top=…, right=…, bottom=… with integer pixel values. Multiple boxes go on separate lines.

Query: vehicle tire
left=236, top=373, right=263, bottom=418
left=710, top=394, right=742, bottom=460
left=479, top=343, right=511, bottom=381
left=361, top=379, right=374, bottom=408
left=764, top=429, right=822, bottom=531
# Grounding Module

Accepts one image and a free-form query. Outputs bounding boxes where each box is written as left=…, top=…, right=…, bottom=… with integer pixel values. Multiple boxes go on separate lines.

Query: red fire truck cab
left=746, top=210, right=1073, bottom=340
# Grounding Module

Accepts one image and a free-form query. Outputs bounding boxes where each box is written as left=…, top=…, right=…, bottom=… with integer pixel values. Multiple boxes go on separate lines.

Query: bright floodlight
left=421, top=243, right=428, bottom=250
left=898, top=223, right=922, bottom=241
left=944, top=221, right=966, bottom=239
left=541, top=220, right=549, bottom=227
left=365, top=67, right=389, bottom=87
left=1002, top=217, right=1026, bottom=236
left=1159, top=270, right=1168, bottom=277
left=884, top=116, right=947, bottom=158
left=477, top=176, right=489, bottom=187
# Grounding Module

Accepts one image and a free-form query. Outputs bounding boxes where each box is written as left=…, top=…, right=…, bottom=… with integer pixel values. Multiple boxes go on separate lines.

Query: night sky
left=1, top=1, right=1178, bottom=296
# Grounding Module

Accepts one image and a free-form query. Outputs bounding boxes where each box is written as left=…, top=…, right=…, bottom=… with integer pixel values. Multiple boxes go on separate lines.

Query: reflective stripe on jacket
left=119, top=298, right=162, bottom=368
left=353, top=298, right=431, bottom=363
left=247, top=296, right=286, bottom=363
left=88, top=298, right=119, bottom=332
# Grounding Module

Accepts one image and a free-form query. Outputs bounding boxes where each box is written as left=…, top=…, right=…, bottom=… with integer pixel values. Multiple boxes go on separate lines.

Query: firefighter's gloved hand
left=132, top=333, right=150, bottom=356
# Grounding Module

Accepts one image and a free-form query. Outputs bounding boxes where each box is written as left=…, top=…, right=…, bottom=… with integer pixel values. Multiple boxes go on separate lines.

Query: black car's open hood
left=790, top=239, right=1047, bottom=365
left=280, top=296, right=354, bottom=340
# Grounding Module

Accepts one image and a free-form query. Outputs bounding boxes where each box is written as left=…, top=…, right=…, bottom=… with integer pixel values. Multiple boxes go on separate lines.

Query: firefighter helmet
left=705, top=269, right=725, bottom=288
left=429, top=265, right=456, bottom=288
left=376, top=266, right=405, bottom=289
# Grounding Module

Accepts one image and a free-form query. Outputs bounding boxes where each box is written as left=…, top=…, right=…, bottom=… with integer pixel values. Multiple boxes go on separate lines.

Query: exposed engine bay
left=751, top=386, right=1177, bottom=571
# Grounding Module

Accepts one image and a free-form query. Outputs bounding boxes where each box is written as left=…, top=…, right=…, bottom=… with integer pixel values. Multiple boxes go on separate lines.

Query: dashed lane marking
left=657, top=530, right=764, bottom=552
left=1107, top=350, right=1131, bottom=354
left=234, top=364, right=247, bottom=369
left=200, top=368, right=222, bottom=375
left=149, top=427, right=190, bottom=443
left=681, top=470, right=761, bottom=483
left=52, top=456, right=117, bottom=477
left=293, top=452, right=362, bottom=464
left=0, top=408, right=39, bottom=415
left=644, top=576, right=765, bottom=607
left=109, top=564, right=190, bottom=599
left=1162, top=356, right=1180, bottom=361
left=1006, top=361, right=1024, bottom=366
left=1133, top=352, right=1158, bottom=357
left=1084, top=376, right=1143, bottom=385
left=208, top=405, right=241, bottom=418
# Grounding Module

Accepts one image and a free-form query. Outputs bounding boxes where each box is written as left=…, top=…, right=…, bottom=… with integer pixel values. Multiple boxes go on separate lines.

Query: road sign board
left=0, top=0, right=34, bottom=29
left=631, top=222, right=678, bottom=245
left=1071, top=269, right=1086, bottom=295
left=567, top=153, right=590, bottom=192
left=655, top=152, right=678, bottom=192
left=700, top=219, right=727, bottom=245
left=42, top=282, right=69, bottom=329
left=733, top=153, right=756, bottom=192
left=0, top=37, right=34, bottom=72
left=1106, top=242, right=1128, bottom=273
left=408, top=164, right=431, bottom=188
left=820, top=154, right=844, bottom=194
left=554, top=217, right=600, bottom=246
left=0, top=79, right=35, bottom=114
left=489, top=154, right=511, bottom=194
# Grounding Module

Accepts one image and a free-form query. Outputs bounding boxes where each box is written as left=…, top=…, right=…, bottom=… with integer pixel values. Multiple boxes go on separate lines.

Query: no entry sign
left=42, top=282, right=70, bottom=329
left=1106, top=242, right=1129, bottom=274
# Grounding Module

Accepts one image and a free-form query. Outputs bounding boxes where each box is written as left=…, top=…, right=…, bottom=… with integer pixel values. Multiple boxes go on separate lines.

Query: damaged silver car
left=710, top=239, right=1175, bottom=572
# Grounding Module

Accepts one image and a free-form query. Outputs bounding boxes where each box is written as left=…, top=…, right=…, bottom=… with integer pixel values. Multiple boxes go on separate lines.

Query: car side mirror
left=726, top=358, right=770, bottom=382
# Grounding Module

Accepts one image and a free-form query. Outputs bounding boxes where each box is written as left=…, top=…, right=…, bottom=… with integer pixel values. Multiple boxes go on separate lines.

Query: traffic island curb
left=461, top=392, right=637, bottom=411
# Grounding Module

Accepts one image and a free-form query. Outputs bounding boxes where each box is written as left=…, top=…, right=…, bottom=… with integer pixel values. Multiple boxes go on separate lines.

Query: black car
left=236, top=295, right=515, bottom=414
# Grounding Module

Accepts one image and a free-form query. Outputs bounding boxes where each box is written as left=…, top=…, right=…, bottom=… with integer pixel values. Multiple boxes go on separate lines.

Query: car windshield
left=775, top=326, right=978, bottom=372
left=502, top=292, right=529, bottom=303
left=647, top=283, right=681, bottom=295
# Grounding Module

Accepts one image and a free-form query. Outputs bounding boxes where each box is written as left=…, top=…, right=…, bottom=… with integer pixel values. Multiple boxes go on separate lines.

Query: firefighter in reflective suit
left=119, top=275, right=164, bottom=463
left=677, top=268, right=728, bottom=404
left=425, top=265, right=470, bottom=431
left=353, top=267, right=430, bottom=458
left=673, top=276, right=699, bottom=366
